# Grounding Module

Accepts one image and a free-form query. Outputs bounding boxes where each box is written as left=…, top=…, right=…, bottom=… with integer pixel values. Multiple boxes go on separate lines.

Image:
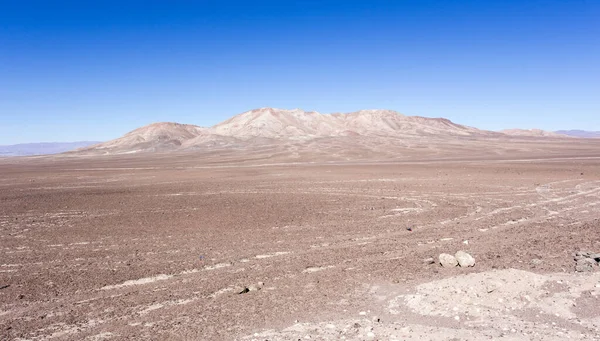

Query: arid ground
left=1, top=144, right=600, bottom=340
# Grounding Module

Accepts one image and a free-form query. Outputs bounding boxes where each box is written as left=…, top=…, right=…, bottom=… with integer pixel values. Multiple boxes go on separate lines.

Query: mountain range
left=0, top=141, right=100, bottom=157
left=555, top=130, right=600, bottom=138
left=5, top=108, right=596, bottom=157
left=78, top=108, right=574, bottom=155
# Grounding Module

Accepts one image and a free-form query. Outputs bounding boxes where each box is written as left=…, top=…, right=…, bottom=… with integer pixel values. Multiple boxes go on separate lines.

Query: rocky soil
left=1, top=149, right=599, bottom=340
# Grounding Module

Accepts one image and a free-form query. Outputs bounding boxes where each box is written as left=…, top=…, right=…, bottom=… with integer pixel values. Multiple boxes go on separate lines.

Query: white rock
left=455, top=251, right=475, bottom=267
left=439, top=253, right=458, bottom=267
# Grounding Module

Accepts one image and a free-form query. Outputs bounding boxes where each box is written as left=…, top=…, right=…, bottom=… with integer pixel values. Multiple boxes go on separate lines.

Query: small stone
left=463, top=240, right=469, bottom=245
left=423, top=257, right=435, bottom=265
left=455, top=251, right=476, bottom=267
left=531, top=259, right=543, bottom=266
left=439, top=253, right=458, bottom=268
left=359, top=311, right=367, bottom=316
left=237, top=287, right=250, bottom=294
left=257, top=281, right=265, bottom=287
left=591, top=254, right=600, bottom=262
left=367, top=332, right=375, bottom=338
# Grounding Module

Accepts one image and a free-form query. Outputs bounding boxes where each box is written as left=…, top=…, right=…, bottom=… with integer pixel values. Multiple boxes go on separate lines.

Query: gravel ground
left=1, top=150, right=599, bottom=340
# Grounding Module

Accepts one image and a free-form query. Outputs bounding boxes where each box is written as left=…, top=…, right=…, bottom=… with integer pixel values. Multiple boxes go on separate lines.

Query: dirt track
left=1, top=150, right=600, bottom=340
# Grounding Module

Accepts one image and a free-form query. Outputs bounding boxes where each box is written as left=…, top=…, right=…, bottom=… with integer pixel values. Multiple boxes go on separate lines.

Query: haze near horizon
left=1, top=0, right=598, bottom=144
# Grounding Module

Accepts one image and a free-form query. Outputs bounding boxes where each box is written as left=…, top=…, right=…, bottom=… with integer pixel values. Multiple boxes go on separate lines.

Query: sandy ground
left=1, top=146, right=600, bottom=340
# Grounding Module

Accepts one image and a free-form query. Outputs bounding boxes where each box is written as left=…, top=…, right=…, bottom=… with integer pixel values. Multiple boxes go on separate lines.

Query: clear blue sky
left=1, top=0, right=598, bottom=143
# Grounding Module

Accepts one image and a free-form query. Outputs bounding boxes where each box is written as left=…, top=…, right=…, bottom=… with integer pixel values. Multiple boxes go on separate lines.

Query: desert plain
left=1, top=135, right=600, bottom=340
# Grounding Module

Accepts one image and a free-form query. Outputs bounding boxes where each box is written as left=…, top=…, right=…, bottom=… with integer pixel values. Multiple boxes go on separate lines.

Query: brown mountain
left=79, top=108, right=566, bottom=154
left=80, top=122, right=208, bottom=154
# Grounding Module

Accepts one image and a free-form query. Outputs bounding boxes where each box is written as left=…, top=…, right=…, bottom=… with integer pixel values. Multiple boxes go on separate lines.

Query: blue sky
left=1, top=0, right=598, bottom=144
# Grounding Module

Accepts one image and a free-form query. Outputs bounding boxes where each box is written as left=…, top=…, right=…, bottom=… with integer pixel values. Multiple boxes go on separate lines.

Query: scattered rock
left=575, top=251, right=591, bottom=257
left=423, top=257, right=435, bottom=265
left=575, top=258, right=597, bottom=273
left=573, top=251, right=599, bottom=272
left=455, top=251, right=475, bottom=267
left=439, top=253, right=458, bottom=268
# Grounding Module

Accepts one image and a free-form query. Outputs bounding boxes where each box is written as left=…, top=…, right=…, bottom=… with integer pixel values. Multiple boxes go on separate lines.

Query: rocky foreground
left=1, top=152, right=600, bottom=340
left=242, top=268, right=600, bottom=341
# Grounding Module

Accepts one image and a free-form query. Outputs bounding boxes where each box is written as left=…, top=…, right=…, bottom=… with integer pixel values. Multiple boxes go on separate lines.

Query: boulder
left=575, top=258, right=597, bottom=272
left=455, top=251, right=476, bottom=267
left=248, top=284, right=261, bottom=292
left=439, top=253, right=458, bottom=268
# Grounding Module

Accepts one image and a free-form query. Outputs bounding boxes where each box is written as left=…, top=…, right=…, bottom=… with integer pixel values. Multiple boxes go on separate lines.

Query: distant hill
left=80, top=122, right=209, bottom=153
left=500, top=129, right=567, bottom=138
left=555, top=130, right=600, bottom=138
left=0, top=141, right=101, bottom=157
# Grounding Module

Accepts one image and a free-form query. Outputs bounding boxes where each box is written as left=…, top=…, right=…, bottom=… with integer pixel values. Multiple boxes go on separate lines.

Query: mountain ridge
left=0, top=141, right=100, bottom=157
left=500, top=129, right=567, bottom=138
left=77, top=108, right=572, bottom=154
left=555, top=130, right=600, bottom=138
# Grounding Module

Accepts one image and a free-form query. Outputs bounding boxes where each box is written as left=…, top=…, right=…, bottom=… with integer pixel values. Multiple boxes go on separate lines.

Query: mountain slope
left=338, top=110, right=489, bottom=137
left=211, top=108, right=340, bottom=139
